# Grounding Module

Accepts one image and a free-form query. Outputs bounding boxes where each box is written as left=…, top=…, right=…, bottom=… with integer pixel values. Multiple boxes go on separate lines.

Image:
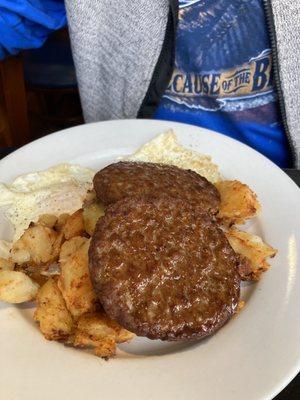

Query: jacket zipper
left=262, top=0, right=296, bottom=167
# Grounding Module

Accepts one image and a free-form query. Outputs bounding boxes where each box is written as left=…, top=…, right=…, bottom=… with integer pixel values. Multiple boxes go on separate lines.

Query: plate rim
left=2, top=119, right=299, bottom=192
left=0, top=118, right=299, bottom=400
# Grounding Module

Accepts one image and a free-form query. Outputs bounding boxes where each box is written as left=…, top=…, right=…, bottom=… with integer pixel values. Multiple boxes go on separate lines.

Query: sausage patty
left=89, top=196, right=240, bottom=341
left=93, top=161, right=220, bottom=214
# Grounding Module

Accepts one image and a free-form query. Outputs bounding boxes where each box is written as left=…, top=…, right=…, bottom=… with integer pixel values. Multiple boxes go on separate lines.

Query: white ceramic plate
left=0, top=119, right=299, bottom=400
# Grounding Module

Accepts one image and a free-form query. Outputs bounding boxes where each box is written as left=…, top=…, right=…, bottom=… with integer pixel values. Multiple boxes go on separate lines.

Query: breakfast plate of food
left=0, top=119, right=299, bottom=400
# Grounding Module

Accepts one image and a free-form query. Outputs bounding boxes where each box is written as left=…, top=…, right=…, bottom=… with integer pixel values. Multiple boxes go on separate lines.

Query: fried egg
left=124, top=129, right=220, bottom=183
left=0, top=164, right=95, bottom=242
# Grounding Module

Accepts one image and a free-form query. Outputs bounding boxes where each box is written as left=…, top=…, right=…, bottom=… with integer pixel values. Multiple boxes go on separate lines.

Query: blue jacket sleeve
left=0, top=0, right=66, bottom=59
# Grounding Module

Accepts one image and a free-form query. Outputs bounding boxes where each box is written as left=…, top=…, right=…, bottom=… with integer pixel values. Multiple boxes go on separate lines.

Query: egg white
left=0, top=164, right=95, bottom=242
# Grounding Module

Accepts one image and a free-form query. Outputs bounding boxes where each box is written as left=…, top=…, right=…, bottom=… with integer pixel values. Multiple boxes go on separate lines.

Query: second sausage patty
left=93, top=161, right=220, bottom=214
left=89, top=196, right=241, bottom=341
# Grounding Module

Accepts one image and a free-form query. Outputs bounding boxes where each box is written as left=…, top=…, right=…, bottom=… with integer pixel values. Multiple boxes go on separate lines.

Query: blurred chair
left=0, top=56, right=30, bottom=147
left=0, top=29, right=83, bottom=148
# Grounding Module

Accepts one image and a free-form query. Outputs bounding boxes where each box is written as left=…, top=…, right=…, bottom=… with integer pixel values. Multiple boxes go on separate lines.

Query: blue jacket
left=0, top=0, right=66, bottom=59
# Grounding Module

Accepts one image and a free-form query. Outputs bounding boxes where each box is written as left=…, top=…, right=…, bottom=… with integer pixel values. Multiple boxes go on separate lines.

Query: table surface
left=0, top=147, right=299, bottom=400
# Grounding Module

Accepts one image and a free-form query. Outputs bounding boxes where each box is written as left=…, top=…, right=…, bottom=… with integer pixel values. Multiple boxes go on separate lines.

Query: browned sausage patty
left=89, top=196, right=240, bottom=341
left=93, top=161, right=220, bottom=214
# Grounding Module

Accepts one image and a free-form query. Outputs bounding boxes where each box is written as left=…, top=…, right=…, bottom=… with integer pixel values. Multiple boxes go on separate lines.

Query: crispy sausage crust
left=93, top=161, right=220, bottom=214
left=89, top=196, right=240, bottom=341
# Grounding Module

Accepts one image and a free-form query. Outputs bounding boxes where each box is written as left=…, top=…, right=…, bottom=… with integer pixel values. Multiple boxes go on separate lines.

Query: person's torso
left=155, top=0, right=291, bottom=167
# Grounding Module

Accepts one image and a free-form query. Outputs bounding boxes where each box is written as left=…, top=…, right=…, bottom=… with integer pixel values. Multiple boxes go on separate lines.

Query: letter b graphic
left=252, top=58, right=270, bottom=91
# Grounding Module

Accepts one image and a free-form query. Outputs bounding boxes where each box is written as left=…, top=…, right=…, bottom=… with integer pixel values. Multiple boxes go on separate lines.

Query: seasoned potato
left=51, top=232, right=64, bottom=261
left=38, top=214, right=58, bottom=229
left=58, top=239, right=96, bottom=318
left=27, top=270, right=49, bottom=286
left=74, top=312, right=119, bottom=344
left=114, top=325, right=135, bottom=344
left=93, top=339, right=116, bottom=358
left=16, top=263, right=56, bottom=286
left=83, top=201, right=105, bottom=236
left=59, top=236, right=88, bottom=263
left=54, top=213, right=70, bottom=232
left=11, top=224, right=63, bottom=265
left=0, top=270, right=38, bottom=303
left=237, top=301, right=245, bottom=314
left=0, top=257, right=14, bottom=271
left=62, top=210, right=84, bottom=240
left=34, top=278, right=74, bottom=340
left=11, top=249, right=30, bottom=264
left=226, top=228, right=277, bottom=280
left=73, top=312, right=134, bottom=357
left=216, top=180, right=261, bottom=225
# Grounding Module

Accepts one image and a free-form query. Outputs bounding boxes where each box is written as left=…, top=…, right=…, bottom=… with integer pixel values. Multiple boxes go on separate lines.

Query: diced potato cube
left=62, top=210, right=84, bottom=240
left=74, top=312, right=119, bottom=346
left=73, top=312, right=133, bottom=357
left=0, top=270, right=38, bottom=303
left=38, top=214, right=58, bottom=229
left=237, top=301, right=245, bottom=312
left=54, top=213, right=70, bottom=232
left=34, top=278, right=74, bottom=340
left=59, top=236, right=88, bottom=263
left=83, top=202, right=105, bottom=236
left=51, top=232, right=64, bottom=261
left=216, top=180, right=261, bottom=225
left=58, top=239, right=96, bottom=318
left=0, top=257, right=14, bottom=271
left=226, top=228, right=277, bottom=280
left=93, top=339, right=116, bottom=358
left=11, top=249, right=30, bottom=264
left=114, top=325, right=135, bottom=344
left=11, top=225, right=63, bottom=265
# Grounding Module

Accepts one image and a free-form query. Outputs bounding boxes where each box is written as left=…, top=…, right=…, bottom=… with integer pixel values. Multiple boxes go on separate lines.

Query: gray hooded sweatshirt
left=65, top=0, right=300, bottom=167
